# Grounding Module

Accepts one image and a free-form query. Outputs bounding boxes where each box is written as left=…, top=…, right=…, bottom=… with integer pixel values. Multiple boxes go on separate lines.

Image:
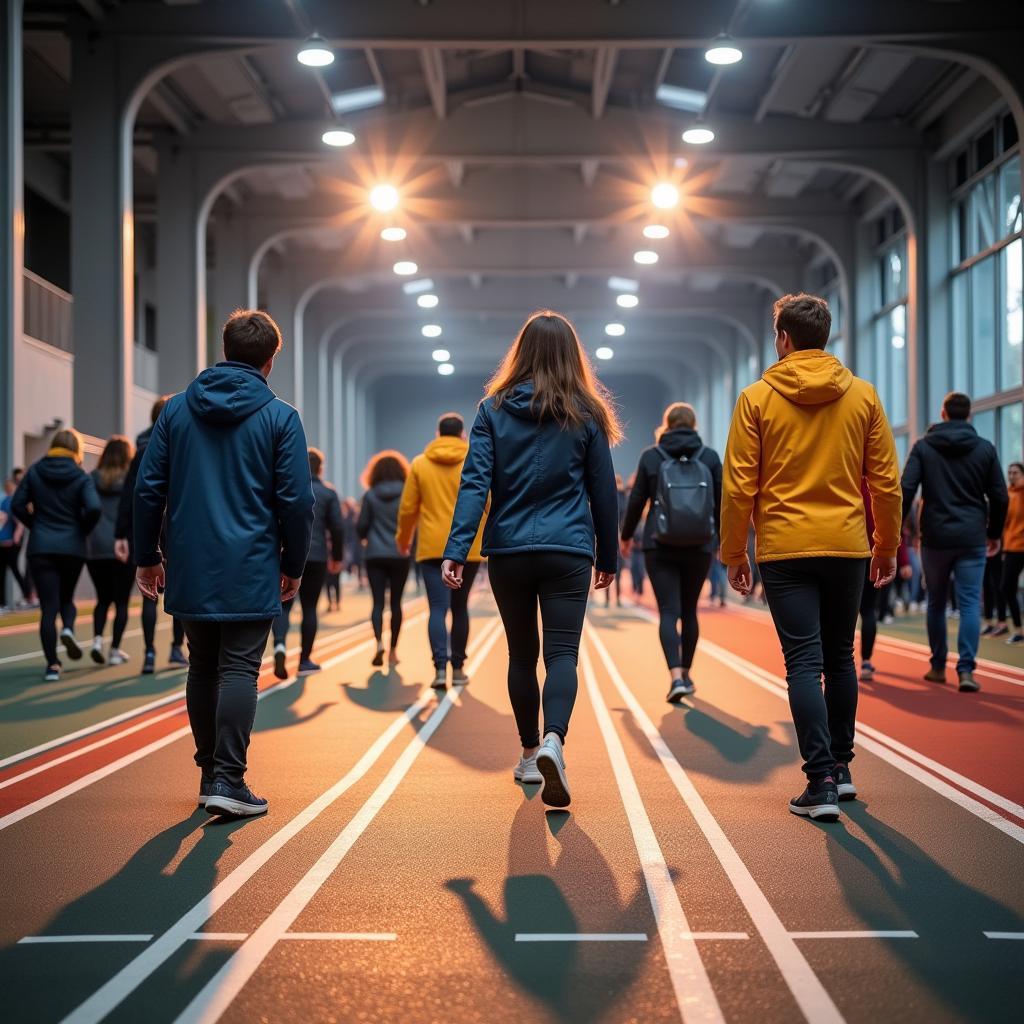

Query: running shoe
left=388, top=648, right=400, bottom=667
left=990, top=624, right=1009, bottom=637
left=667, top=677, right=695, bottom=703
left=168, top=645, right=189, bottom=667
left=273, top=643, right=288, bottom=680
left=90, top=637, right=106, bottom=665
left=923, top=667, right=947, bottom=683
left=535, top=735, right=571, bottom=808
left=60, top=629, right=82, bottom=660
left=371, top=646, right=384, bottom=668
left=109, top=649, right=129, bottom=666
left=198, top=776, right=215, bottom=808
left=958, top=672, right=980, bottom=693
left=142, top=648, right=156, bottom=675
left=788, top=776, right=840, bottom=821
left=1007, top=634, right=1024, bottom=646
left=297, top=658, right=320, bottom=675
left=43, top=663, right=61, bottom=683
left=833, top=763, right=857, bottom=801
left=204, top=781, right=268, bottom=817
left=859, top=660, right=875, bottom=682
left=981, top=624, right=996, bottom=637
left=513, top=754, right=543, bottom=784
left=452, top=667, right=469, bottom=685
left=431, top=669, right=447, bottom=690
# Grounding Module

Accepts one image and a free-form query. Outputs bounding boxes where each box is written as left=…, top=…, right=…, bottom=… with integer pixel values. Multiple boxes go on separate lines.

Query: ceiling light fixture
left=633, top=250, right=659, bottom=265
left=417, top=293, right=439, bottom=309
left=393, top=260, right=418, bottom=276
left=595, top=347, right=614, bottom=360
left=605, top=322, right=625, bottom=337
left=643, top=224, right=670, bottom=240
left=431, top=348, right=450, bottom=362
left=437, top=363, right=455, bottom=376
left=421, top=324, right=443, bottom=338
left=704, top=34, right=743, bottom=66
left=650, top=182, right=680, bottom=209
left=682, top=124, right=716, bottom=145
left=321, top=129, right=355, bottom=148
left=616, top=293, right=639, bottom=309
left=380, top=226, right=406, bottom=242
left=369, top=183, right=400, bottom=212
left=297, top=34, right=334, bottom=67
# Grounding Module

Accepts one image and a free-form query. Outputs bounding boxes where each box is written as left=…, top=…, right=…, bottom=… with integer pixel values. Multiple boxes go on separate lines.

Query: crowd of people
left=1, top=295, right=1021, bottom=821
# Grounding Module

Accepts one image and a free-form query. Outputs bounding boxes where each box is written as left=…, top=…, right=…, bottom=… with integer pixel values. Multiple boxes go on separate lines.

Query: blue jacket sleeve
left=134, top=413, right=170, bottom=568
left=275, top=408, right=315, bottom=580
left=79, top=474, right=102, bottom=534
left=900, top=441, right=922, bottom=526
left=620, top=451, right=652, bottom=542
left=443, top=404, right=493, bottom=563
left=585, top=422, right=619, bottom=574
left=10, top=473, right=34, bottom=529
left=326, top=487, right=345, bottom=562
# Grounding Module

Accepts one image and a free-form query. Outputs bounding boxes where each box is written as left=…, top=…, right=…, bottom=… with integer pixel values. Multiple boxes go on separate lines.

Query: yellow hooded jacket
left=396, top=435, right=486, bottom=561
left=720, top=349, right=902, bottom=566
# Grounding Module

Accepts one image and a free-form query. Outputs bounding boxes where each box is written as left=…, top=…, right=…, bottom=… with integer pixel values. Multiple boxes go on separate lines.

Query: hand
left=114, top=538, right=130, bottom=564
left=396, top=542, right=411, bottom=558
left=620, top=538, right=633, bottom=559
left=870, top=555, right=897, bottom=589
left=136, top=563, right=165, bottom=601
left=327, top=559, right=342, bottom=575
left=899, top=564, right=912, bottom=580
left=280, top=574, right=301, bottom=602
left=728, top=560, right=753, bottom=595
left=986, top=537, right=1002, bottom=558
left=441, top=559, right=463, bottom=590
left=594, top=569, right=615, bottom=590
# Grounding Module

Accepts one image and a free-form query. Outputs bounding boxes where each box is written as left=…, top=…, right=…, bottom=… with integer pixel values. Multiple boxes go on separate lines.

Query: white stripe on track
left=581, top=644, right=725, bottom=1024
left=789, top=931, right=918, bottom=940
left=983, top=931, right=1024, bottom=939
left=279, top=933, right=397, bottom=941
left=0, top=622, right=171, bottom=667
left=586, top=626, right=845, bottom=1024
left=515, top=933, right=648, bottom=942
left=18, top=935, right=153, bottom=944
left=60, top=617, right=502, bottom=1024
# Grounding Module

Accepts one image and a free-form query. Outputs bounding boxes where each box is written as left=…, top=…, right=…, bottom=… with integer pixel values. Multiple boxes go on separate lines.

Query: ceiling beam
left=419, top=47, right=447, bottom=119
left=591, top=47, right=617, bottom=118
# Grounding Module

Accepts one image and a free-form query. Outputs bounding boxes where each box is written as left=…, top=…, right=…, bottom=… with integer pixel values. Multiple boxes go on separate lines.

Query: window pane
left=970, top=176, right=998, bottom=255
left=1001, top=403, right=1023, bottom=468
left=999, top=155, right=1022, bottom=236
left=873, top=316, right=890, bottom=413
left=952, top=271, right=970, bottom=393
left=831, top=336, right=846, bottom=367
left=973, top=409, right=996, bottom=444
left=1002, top=238, right=1023, bottom=391
left=890, top=305, right=907, bottom=426
left=951, top=200, right=967, bottom=267
left=894, top=433, right=908, bottom=466
left=971, top=256, right=997, bottom=398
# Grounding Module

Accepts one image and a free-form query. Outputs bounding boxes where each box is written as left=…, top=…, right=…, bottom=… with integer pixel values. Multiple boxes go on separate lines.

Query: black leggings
left=984, top=553, right=1005, bottom=621
left=644, top=547, right=712, bottom=671
left=0, top=545, right=29, bottom=604
left=366, top=557, right=410, bottom=647
left=273, top=560, right=328, bottom=658
left=141, top=594, right=185, bottom=652
left=859, top=564, right=878, bottom=661
left=1001, top=551, right=1024, bottom=629
left=87, top=558, right=135, bottom=648
left=488, top=551, right=592, bottom=748
left=325, top=570, right=341, bottom=606
left=29, top=553, right=83, bottom=666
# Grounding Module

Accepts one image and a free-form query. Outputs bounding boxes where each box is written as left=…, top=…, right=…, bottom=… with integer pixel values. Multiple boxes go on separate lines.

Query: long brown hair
left=96, top=435, right=134, bottom=489
left=486, top=311, right=622, bottom=443
left=361, top=450, right=409, bottom=490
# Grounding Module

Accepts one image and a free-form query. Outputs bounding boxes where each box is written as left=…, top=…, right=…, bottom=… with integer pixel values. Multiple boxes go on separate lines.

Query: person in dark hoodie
left=134, top=309, right=314, bottom=817
left=901, top=391, right=1008, bottom=693
left=357, top=450, right=411, bottom=669
left=12, top=428, right=101, bottom=682
left=272, top=447, right=344, bottom=679
left=442, top=311, right=620, bottom=809
left=113, top=394, right=188, bottom=673
left=621, top=402, right=722, bottom=703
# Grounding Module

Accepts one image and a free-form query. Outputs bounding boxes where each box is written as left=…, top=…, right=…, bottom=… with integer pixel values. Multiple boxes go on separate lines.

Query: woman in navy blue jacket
left=442, top=311, right=621, bottom=807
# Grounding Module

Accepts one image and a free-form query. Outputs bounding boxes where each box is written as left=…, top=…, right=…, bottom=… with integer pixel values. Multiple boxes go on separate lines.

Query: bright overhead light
left=605, top=322, right=625, bottom=337
left=421, top=324, right=443, bottom=338
left=297, top=34, right=334, bottom=67
left=393, top=260, right=418, bottom=276
left=891, top=335, right=905, bottom=350
left=437, top=363, right=455, bottom=376
left=431, top=348, right=450, bottom=362
left=417, top=293, right=439, bottom=309
left=595, top=347, right=614, bottom=360
left=643, top=224, right=670, bottom=240
left=607, top=276, right=639, bottom=293
left=380, top=226, right=406, bottom=242
left=402, top=278, right=434, bottom=295
left=633, top=250, right=659, bottom=265
left=705, top=35, right=743, bottom=66
left=682, top=125, right=716, bottom=145
left=616, top=293, right=639, bottom=309
left=330, top=85, right=385, bottom=114
left=651, top=182, right=680, bottom=209
left=369, top=184, right=400, bottom=212
left=321, top=129, right=355, bottom=148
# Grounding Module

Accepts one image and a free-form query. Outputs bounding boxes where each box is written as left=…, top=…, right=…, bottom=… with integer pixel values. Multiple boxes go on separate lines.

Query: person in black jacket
left=134, top=309, right=315, bottom=817
left=12, top=428, right=101, bottom=682
left=442, top=311, right=620, bottom=808
left=621, top=402, right=722, bottom=702
left=114, top=394, right=187, bottom=674
left=901, top=391, right=1009, bottom=692
left=272, top=447, right=344, bottom=679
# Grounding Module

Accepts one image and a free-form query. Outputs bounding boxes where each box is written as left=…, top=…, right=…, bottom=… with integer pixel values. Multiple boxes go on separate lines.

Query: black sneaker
left=980, top=624, right=996, bottom=637
left=297, top=658, right=320, bottom=675
left=371, top=647, right=385, bottom=668
left=60, top=629, right=83, bottom=660
left=958, top=672, right=980, bottom=693
left=142, top=648, right=156, bottom=675
left=168, top=645, right=189, bottom=667
left=198, top=776, right=215, bottom=808
left=859, top=661, right=875, bottom=682
left=1007, top=634, right=1024, bottom=646
left=204, top=781, right=268, bottom=817
left=833, top=763, right=857, bottom=801
left=431, top=669, right=447, bottom=690
left=667, top=677, right=695, bottom=703
left=273, top=644, right=287, bottom=680
left=789, top=776, right=840, bottom=821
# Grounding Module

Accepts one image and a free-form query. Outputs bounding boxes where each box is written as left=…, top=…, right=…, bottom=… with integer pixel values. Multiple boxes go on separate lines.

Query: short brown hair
left=308, top=448, right=324, bottom=476
left=659, top=402, right=696, bottom=439
left=361, top=450, right=409, bottom=490
left=773, top=293, right=832, bottom=350
left=223, top=309, right=283, bottom=369
left=150, top=393, right=172, bottom=425
left=50, top=428, right=83, bottom=462
left=943, top=391, right=971, bottom=421
left=437, top=413, right=464, bottom=437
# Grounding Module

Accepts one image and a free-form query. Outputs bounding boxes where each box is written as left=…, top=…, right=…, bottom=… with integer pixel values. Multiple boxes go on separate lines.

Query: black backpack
left=652, top=445, right=715, bottom=546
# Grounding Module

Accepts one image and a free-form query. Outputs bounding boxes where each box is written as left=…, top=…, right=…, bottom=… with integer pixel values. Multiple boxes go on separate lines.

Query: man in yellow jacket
left=721, top=293, right=902, bottom=822
left=397, top=412, right=485, bottom=689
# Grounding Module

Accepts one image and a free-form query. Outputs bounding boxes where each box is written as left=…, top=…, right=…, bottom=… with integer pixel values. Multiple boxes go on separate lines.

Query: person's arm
left=720, top=390, right=761, bottom=566
left=584, top=421, right=620, bottom=575
left=79, top=475, right=102, bottom=534
left=442, top=405, right=493, bottom=564
left=864, top=390, right=903, bottom=559
left=356, top=495, right=372, bottom=541
left=274, top=408, right=315, bottom=580
left=620, top=454, right=650, bottom=542
left=900, top=441, right=922, bottom=527
left=326, top=489, right=345, bottom=563
left=10, top=474, right=33, bottom=530
left=710, top=449, right=723, bottom=541
left=115, top=448, right=142, bottom=541
left=134, top=416, right=170, bottom=568
left=986, top=449, right=1009, bottom=542
left=395, top=464, right=421, bottom=552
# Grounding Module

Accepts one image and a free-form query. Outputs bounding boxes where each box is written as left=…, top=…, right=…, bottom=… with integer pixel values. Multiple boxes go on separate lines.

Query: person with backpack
left=621, top=402, right=721, bottom=702
left=441, top=310, right=620, bottom=808
left=721, top=294, right=901, bottom=822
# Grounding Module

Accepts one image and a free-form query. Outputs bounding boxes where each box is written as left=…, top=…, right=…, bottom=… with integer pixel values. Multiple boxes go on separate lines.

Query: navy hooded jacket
left=134, top=361, right=315, bottom=621
left=442, top=382, right=619, bottom=573
left=12, top=456, right=101, bottom=559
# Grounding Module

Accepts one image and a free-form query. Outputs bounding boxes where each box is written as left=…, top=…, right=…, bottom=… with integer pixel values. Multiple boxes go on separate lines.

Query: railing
left=23, top=269, right=73, bottom=354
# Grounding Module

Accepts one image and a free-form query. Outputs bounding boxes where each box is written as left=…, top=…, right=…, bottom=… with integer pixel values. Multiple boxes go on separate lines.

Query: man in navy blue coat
left=134, top=310, right=314, bottom=816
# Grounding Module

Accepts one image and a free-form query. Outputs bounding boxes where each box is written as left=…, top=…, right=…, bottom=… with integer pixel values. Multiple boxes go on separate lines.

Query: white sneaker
left=513, top=754, right=543, bottom=784
left=535, top=734, right=571, bottom=808
left=90, top=637, right=105, bottom=665
left=109, top=649, right=129, bottom=666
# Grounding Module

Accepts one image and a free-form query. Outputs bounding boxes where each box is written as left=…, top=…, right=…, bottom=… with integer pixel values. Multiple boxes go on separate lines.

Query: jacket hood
left=34, top=455, right=84, bottom=485
left=498, top=381, right=546, bottom=420
left=372, top=479, right=406, bottom=500
left=762, top=350, right=853, bottom=406
left=425, top=435, right=469, bottom=465
left=185, top=362, right=276, bottom=426
left=657, top=427, right=704, bottom=459
left=922, top=419, right=983, bottom=456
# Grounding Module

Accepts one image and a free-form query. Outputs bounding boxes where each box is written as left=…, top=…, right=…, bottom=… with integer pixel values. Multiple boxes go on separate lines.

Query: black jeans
left=365, top=557, right=410, bottom=647
left=859, top=563, right=878, bottom=662
left=184, top=618, right=273, bottom=787
left=759, top=557, right=866, bottom=780
left=983, top=553, right=1005, bottom=621
left=0, top=544, right=29, bottom=604
left=421, top=559, right=480, bottom=669
left=141, top=594, right=185, bottom=652
left=488, top=551, right=592, bottom=748
left=644, top=547, right=712, bottom=671
left=272, top=560, right=328, bottom=659
left=1001, top=551, right=1024, bottom=629
left=87, top=558, right=135, bottom=648
left=29, top=554, right=84, bottom=666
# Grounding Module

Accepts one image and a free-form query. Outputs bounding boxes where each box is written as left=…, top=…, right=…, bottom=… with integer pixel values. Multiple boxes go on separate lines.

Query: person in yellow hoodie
left=721, top=293, right=902, bottom=822
left=397, top=412, right=485, bottom=689
left=1000, top=462, right=1024, bottom=646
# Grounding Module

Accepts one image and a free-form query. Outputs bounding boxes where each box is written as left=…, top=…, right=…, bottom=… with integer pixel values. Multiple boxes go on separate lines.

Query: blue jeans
left=421, top=559, right=480, bottom=669
left=921, top=546, right=986, bottom=674
left=708, top=557, right=727, bottom=601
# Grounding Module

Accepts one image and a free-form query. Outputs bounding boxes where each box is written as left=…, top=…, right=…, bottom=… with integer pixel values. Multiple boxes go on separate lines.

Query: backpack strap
left=654, top=445, right=671, bottom=462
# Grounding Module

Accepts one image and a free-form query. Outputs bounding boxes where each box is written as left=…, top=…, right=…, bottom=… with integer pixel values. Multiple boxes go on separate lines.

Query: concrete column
left=259, top=253, right=297, bottom=407
left=330, top=342, right=344, bottom=487
left=70, top=32, right=134, bottom=439
left=1, top=0, right=23, bottom=469
left=210, top=209, right=248, bottom=364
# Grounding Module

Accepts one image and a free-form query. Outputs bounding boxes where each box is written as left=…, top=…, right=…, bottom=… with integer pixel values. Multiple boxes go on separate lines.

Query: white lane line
left=515, top=933, right=648, bottom=942
left=61, top=616, right=503, bottom=1024
left=788, top=931, right=918, bottom=940
left=586, top=626, right=845, bottom=1024
left=19, top=935, right=153, bottom=944
left=581, top=644, right=725, bottom=1024
left=695, top=634, right=1024, bottom=845
left=983, top=932, right=1024, bottom=940
left=190, top=934, right=249, bottom=942
left=279, top=933, right=397, bottom=941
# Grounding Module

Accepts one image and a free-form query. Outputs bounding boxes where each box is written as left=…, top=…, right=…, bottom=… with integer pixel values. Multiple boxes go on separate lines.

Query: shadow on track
left=253, top=675, right=337, bottom=733
left=858, top=671, right=1024, bottom=725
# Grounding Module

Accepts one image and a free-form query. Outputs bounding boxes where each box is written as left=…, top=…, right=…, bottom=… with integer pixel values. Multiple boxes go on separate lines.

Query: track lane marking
left=18, top=935, right=153, bottom=944
left=983, top=932, right=1024, bottom=939
left=279, top=933, right=397, bottom=941
left=586, top=625, right=846, bottom=1024
left=788, top=931, right=917, bottom=940
left=515, top=933, right=648, bottom=942
left=0, top=622, right=172, bottom=667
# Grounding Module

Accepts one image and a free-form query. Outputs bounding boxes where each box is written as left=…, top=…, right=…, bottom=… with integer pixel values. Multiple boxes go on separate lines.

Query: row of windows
left=951, top=155, right=1022, bottom=267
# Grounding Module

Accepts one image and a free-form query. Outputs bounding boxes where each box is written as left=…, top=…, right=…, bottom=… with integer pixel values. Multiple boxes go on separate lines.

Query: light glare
left=643, top=224, right=670, bottom=240
left=682, top=126, right=716, bottom=145
left=705, top=44, right=743, bottom=66
left=417, top=294, right=439, bottom=308
left=402, top=278, right=434, bottom=295
left=370, top=184, right=400, bottom=212
left=393, top=260, right=418, bottom=276
left=297, top=35, right=334, bottom=67
left=438, top=363, right=455, bottom=376
left=595, top=347, right=614, bottom=360
left=380, top=226, right=406, bottom=242
left=633, top=250, right=659, bottom=265
left=607, top=276, right=639, bottom=293
left=651, top=182, right=680, bottom=209
left=321, top=129, right=355, bottom=148
left=421, top=324, right=443, bottom=338
left=617, top=294, right=639, bottom=309
left=605, top=322, right=625, bottom=337
left=431, top=349, right=450, bottom=362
